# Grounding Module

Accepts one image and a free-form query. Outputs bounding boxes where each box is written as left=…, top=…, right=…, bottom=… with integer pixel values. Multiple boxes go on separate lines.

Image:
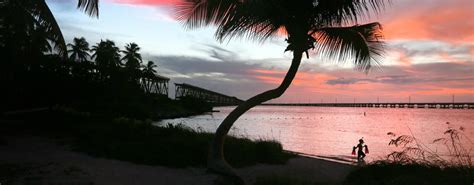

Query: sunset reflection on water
left=157, top=106, right=474, bottom=163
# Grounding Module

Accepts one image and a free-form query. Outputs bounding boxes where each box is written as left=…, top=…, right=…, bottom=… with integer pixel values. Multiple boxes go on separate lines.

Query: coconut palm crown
left=176, top=0, right=389, bottom=180
left=121, top=43, right=143, bottom=70
left=177, top=0, right=386, bottom=70
left=68, top=37, right=91, bottom=62
left=91, top=39, right=121, bottom=69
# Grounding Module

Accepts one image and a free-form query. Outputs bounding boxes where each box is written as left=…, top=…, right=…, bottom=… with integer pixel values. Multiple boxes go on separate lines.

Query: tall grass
left=344, top=122, right=473, bottom=185
left=386, top=122, right=472, bottom=168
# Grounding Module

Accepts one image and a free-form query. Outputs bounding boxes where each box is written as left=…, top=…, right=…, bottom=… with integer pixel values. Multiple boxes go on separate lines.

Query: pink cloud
left=249, top=62, right=474, bottom=103
left=113, top=0, right=179, bottom=5
left=381, top=0, right=474, bottom=43
left=112, top=0, right=473, bottom=44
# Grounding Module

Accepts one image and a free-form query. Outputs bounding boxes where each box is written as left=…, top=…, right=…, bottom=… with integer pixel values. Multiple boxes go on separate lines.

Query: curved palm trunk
left=208, top=50, right=304, bottom=179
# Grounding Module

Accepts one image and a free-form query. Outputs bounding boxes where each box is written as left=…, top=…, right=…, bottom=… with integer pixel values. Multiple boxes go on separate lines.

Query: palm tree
left=121, top=43, right=143, bottom=70
left=141, top=61, right=158, bottom=93
left=0, top=0, right=99, bottom=58
left=91, top=39, right=121, bottom=78
left=68, top=37, right=91, bottom=62
left=177, top=0, right=388, bottom=179
left=143, top=61, right=157, bottom=75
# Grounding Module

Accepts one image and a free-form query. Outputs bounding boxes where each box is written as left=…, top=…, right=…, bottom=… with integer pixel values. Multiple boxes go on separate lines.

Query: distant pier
left=262, top=103, right=474, bottom=109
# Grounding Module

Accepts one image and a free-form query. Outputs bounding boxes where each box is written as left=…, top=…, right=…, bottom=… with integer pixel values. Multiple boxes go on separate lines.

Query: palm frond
left=176, top=0, right=241, bottom=29
left=77, top=0, right=99, bottom=17
left=215, top=0, right=286, bottom=42
left=315, top=0, right=390, bottom=26
left=35, top=0, right=67, bottom=57
left=314, top=22, right=384, bottom=72
left=176, top=0, right=286, bottom=42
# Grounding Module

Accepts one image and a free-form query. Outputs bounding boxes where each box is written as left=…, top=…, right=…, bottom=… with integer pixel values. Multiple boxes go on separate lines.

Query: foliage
left=343, top=123, right=474, bottom=185
left=0, top=36, right=209, bottom=119
left=176, top=0, right=387, bottom=71
left=386, top=123, right=473, bottom=167
left=0, top=0, right=99, bottom=59
left=3, top=110, right=292, bottom=168
left=68, top=37, right=91, bottom=62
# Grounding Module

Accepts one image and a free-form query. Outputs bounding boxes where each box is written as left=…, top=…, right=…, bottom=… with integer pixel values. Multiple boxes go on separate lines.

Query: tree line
left=67, top=37, right=166, bottom=95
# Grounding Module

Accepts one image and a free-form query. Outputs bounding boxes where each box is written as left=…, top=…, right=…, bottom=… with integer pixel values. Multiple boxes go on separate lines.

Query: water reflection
left=156, top=106, right=474, bottom=163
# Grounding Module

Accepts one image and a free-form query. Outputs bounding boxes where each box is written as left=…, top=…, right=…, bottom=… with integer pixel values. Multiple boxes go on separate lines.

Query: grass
left=344, top=123, right=474, bottom=185
left=1, top=108, right=293, bottom=168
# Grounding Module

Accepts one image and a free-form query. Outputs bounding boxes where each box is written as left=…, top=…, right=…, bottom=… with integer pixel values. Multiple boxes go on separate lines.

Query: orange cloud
left=249, top=61, right=474, bottom=103
left=382, top=0, right=474, bottom=43
left=113, top=0, right=474, bottom=44
left=253, top=69, right=286, bottom=76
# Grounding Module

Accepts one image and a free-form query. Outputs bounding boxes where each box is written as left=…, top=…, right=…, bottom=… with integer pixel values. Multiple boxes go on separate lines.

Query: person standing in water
left=352, top=138, right=369, bottom=162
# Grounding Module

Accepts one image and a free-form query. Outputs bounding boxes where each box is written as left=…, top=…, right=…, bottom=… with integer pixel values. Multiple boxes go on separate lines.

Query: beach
left=0, top=135, right=354, bottom=185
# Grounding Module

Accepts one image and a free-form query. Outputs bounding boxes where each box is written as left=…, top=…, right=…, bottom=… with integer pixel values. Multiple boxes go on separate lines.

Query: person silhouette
left=352, top=138, right=369, bottom=162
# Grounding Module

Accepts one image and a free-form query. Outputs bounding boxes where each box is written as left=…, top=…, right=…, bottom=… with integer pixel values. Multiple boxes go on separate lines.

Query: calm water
left=155, top=106, right=474, bottom=162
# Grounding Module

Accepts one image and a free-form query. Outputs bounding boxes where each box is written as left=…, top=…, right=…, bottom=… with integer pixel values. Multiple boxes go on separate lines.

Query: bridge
left=142, top=74, right=169, bottom=96
left=175, top=83, right=243, bottom=106
left=263, top=103, right=474, bottom=109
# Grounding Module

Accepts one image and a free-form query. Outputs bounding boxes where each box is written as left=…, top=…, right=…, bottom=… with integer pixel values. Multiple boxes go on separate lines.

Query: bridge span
left=263, top=103, right=474, bottom=109
left=175, top=83, right=243, bottom=106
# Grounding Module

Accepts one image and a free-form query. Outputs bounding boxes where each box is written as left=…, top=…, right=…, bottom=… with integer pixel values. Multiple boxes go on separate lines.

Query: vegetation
left=0, top=30, right=211, bottom=119
left=2, top=1, right=187, bottom=120
left=386, top=123, right=472, bottom=167
left=176, top=0, right=389, bottom=178
left=343, top=124, right=473, bottom=185
left=0, top=0, right=209, bottom=119
left=1, top=109, right=292, bottom=168
left=0, top=0, right=99, bottom=59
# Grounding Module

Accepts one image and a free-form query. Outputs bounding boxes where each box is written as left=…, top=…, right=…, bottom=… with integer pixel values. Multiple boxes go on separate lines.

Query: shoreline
left=0, top=135, right=354, bottom=185
left=285, top=150, right=358, bottom=165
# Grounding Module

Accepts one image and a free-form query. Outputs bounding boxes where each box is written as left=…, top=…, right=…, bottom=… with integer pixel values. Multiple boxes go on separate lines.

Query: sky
left=47, top=0, right=474, bottom=103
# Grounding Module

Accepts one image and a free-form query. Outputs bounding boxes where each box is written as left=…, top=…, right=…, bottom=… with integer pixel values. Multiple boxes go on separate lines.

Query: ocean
left=155, top=106, right=474, bottom=163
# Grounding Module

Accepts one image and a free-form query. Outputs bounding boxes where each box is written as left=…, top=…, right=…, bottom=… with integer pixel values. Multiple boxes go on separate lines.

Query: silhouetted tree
left=177, top=0, right=388, bottom=179
left=143, top=61, right=158, bottom=76
left=121, top=43, right=143, bottom=82
left=0, top=0, right=58, bottom=62
left=68, top=37, right=91, bottom=62
left=0, top=0, right=99, bottom=59
left=91, top=39, right=121, bottom=78
left=122, top=43, right=143, bottom=69
left=141, top=61, right=158, bottom=93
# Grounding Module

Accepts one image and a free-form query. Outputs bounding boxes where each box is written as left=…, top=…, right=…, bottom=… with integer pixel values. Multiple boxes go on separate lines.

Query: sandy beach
left=0, top=135, right=354, bottom=185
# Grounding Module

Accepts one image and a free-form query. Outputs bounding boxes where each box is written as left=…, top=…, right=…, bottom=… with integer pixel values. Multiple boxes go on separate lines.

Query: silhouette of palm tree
left=141, top=61, right=158, bottom=93
left=0, top=0, right=99, bottom=57
left=121, top=43, right=143, bottom=70
left=177, top=0, right=388, bottom=179
left=91, top=40, right=121, bottom=78
left=68, top=37, right=91, bottom=62
left=143, top=61, right=158, bottom=76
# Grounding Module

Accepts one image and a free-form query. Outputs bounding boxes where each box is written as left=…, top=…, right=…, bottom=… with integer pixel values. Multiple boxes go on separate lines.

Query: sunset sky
left=48, top=0, right=474, bottom=103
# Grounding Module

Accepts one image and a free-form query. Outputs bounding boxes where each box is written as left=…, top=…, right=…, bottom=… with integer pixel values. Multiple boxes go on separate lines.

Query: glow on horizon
left=47, top=0, right=474, bottom=103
